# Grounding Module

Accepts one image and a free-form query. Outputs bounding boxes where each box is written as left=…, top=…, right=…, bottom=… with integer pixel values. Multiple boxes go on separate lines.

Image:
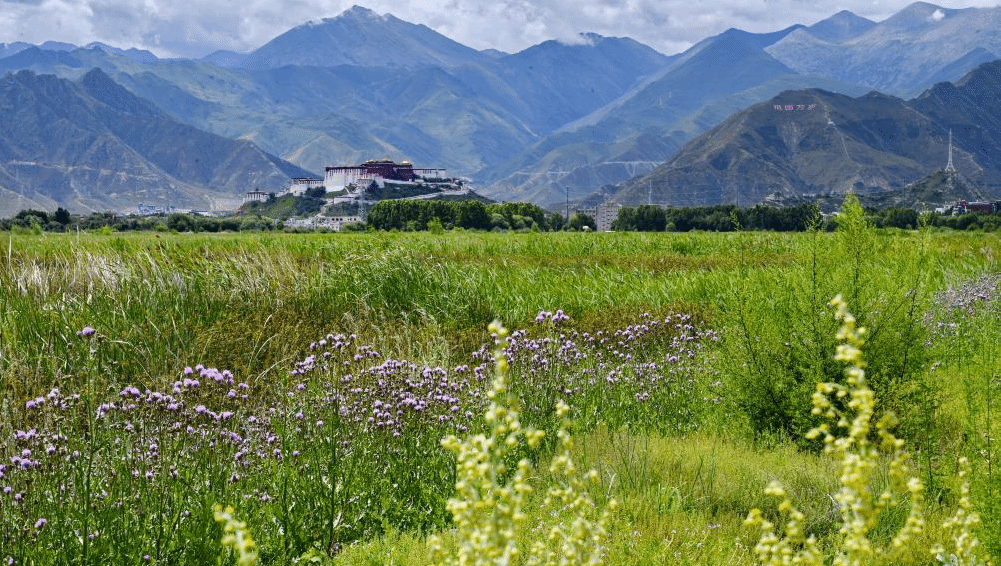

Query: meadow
left=1, top=212, right=998, bottom=565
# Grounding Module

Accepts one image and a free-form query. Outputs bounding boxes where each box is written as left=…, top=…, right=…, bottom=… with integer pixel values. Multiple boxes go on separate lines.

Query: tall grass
left=0, top=228, right=998, bottom=564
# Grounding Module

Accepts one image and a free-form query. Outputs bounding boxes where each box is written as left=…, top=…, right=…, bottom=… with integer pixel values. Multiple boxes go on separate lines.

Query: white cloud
left=929, top=8, right=946, bottom=21
left=0, top=0, right=997, bottom=58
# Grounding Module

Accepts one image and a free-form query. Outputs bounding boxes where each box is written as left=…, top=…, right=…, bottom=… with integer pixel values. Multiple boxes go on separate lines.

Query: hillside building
left=285, top=215, right=362, bottom=231
left=285, top=177, right=324, bottom=196
left=956, top=200, right=1001, bottom=214
left=324, top=159, right=446, bottom=191
left=137, top=203, right=176, bottom=216
left=244, top=190, right=268, bottom=203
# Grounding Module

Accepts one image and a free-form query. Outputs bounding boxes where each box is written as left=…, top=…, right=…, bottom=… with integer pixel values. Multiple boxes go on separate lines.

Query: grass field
left=1, top=222, right=998, bottom=565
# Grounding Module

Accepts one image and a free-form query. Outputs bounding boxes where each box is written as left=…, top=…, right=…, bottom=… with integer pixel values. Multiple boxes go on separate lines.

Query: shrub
left=725, top=194, right=934, bottom=445
left=746, top=295, right=986, bottom=566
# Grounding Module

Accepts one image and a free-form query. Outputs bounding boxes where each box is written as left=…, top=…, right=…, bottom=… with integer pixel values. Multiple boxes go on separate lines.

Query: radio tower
left=945, top=129, right=956, bottom=173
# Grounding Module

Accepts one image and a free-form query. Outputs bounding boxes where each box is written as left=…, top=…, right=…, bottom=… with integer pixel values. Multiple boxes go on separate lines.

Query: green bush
left=724, top=195, right=934, bottom=445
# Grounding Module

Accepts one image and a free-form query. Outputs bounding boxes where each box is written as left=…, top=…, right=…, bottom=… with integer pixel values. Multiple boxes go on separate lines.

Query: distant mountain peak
left=303, top=6, right=390, bottom=29
left=0, top=46, right=83, bottom=70
left=693, top=30, right=794, bottom=68
left=80, top=66, right=111, bottom=81
left=709, top=24, right=806, bottom=50
left=239, top=5, right=488, bottom=69
left=904, top=1, right=946, bottom=11
left=550, top=33, right=608, bottom=48
left=342, top=5, right=383, bottom=18
left=81, top=42, right=159, bottom=63
left=38, top=41, right=77, bottom=52
left=831, top=9, right=863, bottom=18
left=317, top=5, right=390, bottom=25
left=807, top=10, right=876, bottom=42
left=80, top=67, right=161, bottom=118
left=881, top=2, right=954, bottom=31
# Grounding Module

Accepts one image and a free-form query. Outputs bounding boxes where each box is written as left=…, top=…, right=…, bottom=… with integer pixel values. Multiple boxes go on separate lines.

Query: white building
left=284, top=177, right=325, bottom=196
left=595, top=201, right=622, bottom=232
left=285, top=216, right=362, bottom=231
left=324, top=167, right=379, bottom=191
left=573, top=201, right=621, bottom=232
left=244, top=190, right=268, bottom=203
left=137, top=203, right=176, bottom=216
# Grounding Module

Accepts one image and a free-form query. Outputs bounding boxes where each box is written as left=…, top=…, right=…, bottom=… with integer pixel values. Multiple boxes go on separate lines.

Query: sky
left=0, top=0, right=999, bottom=59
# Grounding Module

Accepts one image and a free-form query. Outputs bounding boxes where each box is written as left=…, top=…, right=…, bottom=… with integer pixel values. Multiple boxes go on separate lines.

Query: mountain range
left=766, top=2, right=1001, bottom=96
left=611, top=59, right=1001, bottom=208
left=0, top=69, right=312, bottom=217
left=2, top=3, right=1001, bottom=213
left=477, top=28, right=871, bottom=208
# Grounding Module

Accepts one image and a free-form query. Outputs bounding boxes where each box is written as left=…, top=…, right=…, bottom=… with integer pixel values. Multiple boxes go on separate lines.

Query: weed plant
left=926, top=272, right=1001, bottom=557
left=429, top=320, right=612, bottom=566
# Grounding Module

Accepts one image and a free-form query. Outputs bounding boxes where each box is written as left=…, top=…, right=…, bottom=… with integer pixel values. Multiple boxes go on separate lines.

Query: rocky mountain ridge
left=0, top=69, right=313, bottom=216
left=766, top=3, right=1001, bottom=96
left=610, top=59, right=1001, bottom=208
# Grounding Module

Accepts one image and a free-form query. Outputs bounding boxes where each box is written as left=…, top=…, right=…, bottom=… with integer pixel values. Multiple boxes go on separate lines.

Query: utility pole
left=565, top=184, right=570, bottom=230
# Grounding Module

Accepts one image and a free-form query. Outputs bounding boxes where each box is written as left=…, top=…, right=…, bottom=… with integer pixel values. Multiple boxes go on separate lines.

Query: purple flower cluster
left=477, top=311, right=720, bottom=432
left=4, top=309, right=721, bottom=559
left=535, top=309, right=571, bottom=324
left=926, top=273, right=1000, bottom=340
left=285, top=336, right=484, bottom=439
left=5, top=361, right=265, bottom=532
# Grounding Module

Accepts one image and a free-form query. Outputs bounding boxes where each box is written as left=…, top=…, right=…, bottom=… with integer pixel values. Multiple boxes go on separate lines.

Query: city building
left=573, top=201, right=621, bottom=232
left=595, top=201, right=622, bottom=232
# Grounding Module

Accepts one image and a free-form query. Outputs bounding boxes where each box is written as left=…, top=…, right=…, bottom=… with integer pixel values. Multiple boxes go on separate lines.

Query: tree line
left=612, top=204, right=820, bottom=232
left=4, top=202, right=1000, bottom=233
left=365, top=200, right=571, bottom=231
left=2, top=210, right=283, bottom=233
left=613, top=203, right=1001, bottom=232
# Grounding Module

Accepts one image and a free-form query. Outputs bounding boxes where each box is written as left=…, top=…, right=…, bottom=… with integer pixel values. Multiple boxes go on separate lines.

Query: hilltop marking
left=773, top=104, right=817, bottom=111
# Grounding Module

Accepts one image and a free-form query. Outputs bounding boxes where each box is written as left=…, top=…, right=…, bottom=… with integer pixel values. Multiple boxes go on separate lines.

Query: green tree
left=457, top=201, right=490, bottom=230
left=427, top=218, right=445, bottom=234
left=726, top=193, right=933, bottom=444
left=53, top=207, right=71, bottom=225
left=166, top=213, right=195, bottom=232
left=569, top=213, right=595, bottom=231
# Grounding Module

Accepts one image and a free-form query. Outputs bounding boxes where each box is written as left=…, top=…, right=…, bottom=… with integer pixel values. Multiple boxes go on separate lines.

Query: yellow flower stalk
left=748, top=295, right=930, bottom=566
left=214, top=504, right=259, bottom=566
left=431, top=320, right=613, bottom=566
